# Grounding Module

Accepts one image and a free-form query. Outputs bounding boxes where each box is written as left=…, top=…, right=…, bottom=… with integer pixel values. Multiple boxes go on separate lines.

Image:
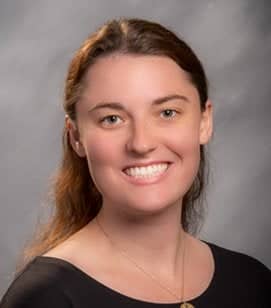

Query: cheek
left=166, top=120, right=201, bottom=156
left=82, top=134, right=121, bottom=194
left=166, top=124, right=201, bottom=182
left=83, top=132, right=122, bottom=172
left=85, top=140, right=110, bottom=164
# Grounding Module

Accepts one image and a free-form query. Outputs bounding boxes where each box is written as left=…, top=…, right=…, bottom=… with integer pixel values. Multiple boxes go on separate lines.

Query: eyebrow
left=87, top=94, right=190, bottom=114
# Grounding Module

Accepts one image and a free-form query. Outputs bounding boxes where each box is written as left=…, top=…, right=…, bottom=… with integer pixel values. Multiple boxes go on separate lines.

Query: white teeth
left=124, top=163, right=169, bottom=178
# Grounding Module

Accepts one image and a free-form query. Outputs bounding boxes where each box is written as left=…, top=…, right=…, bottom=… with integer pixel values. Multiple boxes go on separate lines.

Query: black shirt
left=1, top=241, right=270, bottom=307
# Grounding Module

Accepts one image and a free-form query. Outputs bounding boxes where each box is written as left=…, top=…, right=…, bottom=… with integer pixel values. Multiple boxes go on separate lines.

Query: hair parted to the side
left=15, top=17, right=211, bottom=275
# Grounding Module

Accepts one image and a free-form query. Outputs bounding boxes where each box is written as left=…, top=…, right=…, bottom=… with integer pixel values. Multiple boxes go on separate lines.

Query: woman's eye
left=161, top=109, right=177, bottom=119
left=99, top=110, right=178, bottom=126
left=100, top=115, right=122, bottom=126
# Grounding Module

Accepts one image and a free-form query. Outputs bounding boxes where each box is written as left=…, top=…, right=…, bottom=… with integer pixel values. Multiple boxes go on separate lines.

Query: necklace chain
left=95, top=217, right=194, bottom=307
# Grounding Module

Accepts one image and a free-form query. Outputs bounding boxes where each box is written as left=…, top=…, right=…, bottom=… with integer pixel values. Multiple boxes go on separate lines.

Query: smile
left=122, top=163, right=171, bottom=185
left=124, top=163, right=169, bottom=178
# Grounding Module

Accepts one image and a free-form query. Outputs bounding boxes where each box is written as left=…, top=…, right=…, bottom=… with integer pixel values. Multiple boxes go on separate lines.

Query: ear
left=65, top=115, right=86, bottom=157
left=199, top=100, right=213, bottom=145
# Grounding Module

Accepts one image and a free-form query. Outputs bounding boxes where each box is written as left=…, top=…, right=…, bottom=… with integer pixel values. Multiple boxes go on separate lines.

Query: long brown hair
left=16, top=17, right=211, bottom=275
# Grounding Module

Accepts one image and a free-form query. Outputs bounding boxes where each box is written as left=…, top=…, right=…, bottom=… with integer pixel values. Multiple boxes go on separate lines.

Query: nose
left=125, top=121, right=157, bottom=155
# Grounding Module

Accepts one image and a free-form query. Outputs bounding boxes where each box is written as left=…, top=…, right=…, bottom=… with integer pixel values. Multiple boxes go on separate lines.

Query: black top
left=1, top=241, right=270, bottom=307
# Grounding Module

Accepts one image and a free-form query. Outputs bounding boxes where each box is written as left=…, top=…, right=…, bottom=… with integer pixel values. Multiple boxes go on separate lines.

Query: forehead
left=80, top=54, right=199, bottom=108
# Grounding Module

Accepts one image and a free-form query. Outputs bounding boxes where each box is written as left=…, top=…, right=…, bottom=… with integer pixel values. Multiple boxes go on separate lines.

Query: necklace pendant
left=180, top=303, right=194, bottom=308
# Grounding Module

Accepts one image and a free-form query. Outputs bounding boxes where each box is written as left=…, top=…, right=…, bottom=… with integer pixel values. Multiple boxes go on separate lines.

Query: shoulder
left=207, top=240, right=270, bottom=272
left=0, top=257, right=72, bottom=307
left=206, top=240, right=271, bottom=292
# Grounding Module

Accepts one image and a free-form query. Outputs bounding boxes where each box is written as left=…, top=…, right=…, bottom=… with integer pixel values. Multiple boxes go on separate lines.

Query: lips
left=122, top=161, right=172, bottom=171
left=121, top=162, right=172, bottom=185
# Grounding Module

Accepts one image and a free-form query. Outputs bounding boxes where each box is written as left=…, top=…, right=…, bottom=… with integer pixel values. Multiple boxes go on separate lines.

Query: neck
left=93, top=200, right=187, bottom=283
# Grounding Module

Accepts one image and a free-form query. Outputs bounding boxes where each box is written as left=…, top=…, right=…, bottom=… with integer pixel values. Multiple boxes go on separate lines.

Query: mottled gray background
left=0, top=0, right=270, bottom=297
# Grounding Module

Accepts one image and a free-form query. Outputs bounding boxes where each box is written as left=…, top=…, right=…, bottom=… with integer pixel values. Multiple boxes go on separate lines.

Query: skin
left=64, top=54, right=214, bottom=301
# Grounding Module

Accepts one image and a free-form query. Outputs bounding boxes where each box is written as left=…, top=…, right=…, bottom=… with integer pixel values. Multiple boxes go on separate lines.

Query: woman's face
left=68, top=54, right=213, bottom=217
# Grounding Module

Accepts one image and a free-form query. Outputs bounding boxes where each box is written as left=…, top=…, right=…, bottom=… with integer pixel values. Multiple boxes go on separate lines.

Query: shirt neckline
left=34, top=240, right=219, bottom=306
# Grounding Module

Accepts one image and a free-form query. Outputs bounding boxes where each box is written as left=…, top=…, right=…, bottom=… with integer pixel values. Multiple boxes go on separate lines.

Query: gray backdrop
left=1, top=0, right=270, bottom=297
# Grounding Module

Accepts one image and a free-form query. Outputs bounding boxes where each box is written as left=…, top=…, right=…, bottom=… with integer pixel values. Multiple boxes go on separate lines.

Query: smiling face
left=67, top=54, right=213, bottom=218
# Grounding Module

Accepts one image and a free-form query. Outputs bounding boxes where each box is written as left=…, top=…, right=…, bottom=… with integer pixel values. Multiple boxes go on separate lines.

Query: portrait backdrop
left=0, top=0, right=270, bottom=298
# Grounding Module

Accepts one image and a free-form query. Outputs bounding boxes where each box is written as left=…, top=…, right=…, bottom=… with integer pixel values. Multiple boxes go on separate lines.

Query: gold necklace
left=95, top=217, right=194, bottom=308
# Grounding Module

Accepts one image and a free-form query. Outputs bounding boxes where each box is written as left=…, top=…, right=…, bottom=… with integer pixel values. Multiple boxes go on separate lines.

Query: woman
left=1, top=18, right=270, bottom=307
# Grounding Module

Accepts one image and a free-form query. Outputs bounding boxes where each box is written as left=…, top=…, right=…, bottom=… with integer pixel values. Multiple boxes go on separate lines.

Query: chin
left=115, top=194, right=182, bottom=217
